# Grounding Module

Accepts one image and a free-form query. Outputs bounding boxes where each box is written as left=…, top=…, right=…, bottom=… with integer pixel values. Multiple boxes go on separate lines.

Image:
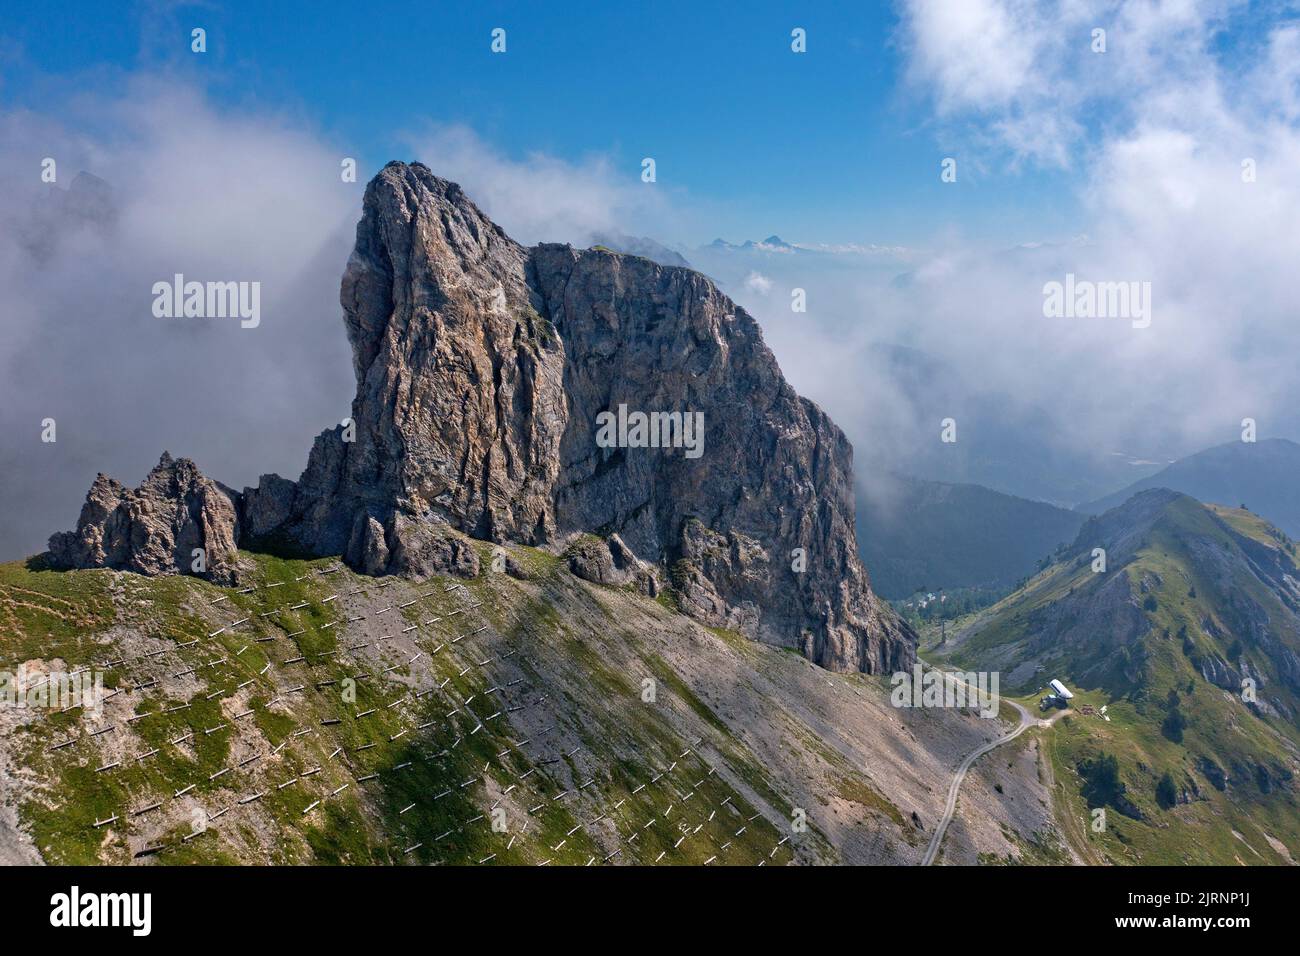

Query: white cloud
left=0, top=78, right=359, bottom=559
left=899, top=0, right=1244, bottom=166
left=902, top=0, right=1041, bottom=113
left=744, top=271, right=774, bottom=295
left=405, top=124, right=683, bottom=247
left=804, top=0, right=1300, bottom=495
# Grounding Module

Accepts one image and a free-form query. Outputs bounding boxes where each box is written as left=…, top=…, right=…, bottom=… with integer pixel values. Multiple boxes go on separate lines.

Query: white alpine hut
left=1049, top=679, right=1074, bottom=701
left=1040, top=679, right=1075, bottom=711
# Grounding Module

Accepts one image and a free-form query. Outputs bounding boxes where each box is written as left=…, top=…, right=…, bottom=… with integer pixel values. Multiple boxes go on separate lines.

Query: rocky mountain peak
left=48, top=452, right=240, bottom=585
left=1067, top=487, right=1187, bottom=567
left=48, top=162, right=914, bottom=675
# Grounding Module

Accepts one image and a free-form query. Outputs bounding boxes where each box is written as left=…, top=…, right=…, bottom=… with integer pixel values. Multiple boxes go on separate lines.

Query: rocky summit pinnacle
left=48, top=161, right=914, bottom=675
left=47, top=451, right=242, bottom=586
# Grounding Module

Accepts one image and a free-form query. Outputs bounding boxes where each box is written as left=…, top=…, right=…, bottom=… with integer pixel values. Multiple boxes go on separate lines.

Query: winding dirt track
left=921, top=675, right=1034, bottom=866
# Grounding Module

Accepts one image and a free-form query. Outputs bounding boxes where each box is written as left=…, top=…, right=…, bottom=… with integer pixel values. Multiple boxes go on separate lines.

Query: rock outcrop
left=48, top=162, right=914, bottom=674
left=566, top=533, right=660, bottom=596
left=48, top=452, right=241, bottom=585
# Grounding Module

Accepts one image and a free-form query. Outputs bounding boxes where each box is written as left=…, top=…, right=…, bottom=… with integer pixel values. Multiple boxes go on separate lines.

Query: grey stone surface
left=48, top=452, right=241, bottom=585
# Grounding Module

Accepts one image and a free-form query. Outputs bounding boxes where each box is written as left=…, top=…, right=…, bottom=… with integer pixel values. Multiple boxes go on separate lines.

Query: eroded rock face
left=49, top=162, right=915, bottom=674
left=238, top=166, right=564, bottom=577
left=47, top=452, right=240, bottom=585
left=566, top=533, right=659, bottom=596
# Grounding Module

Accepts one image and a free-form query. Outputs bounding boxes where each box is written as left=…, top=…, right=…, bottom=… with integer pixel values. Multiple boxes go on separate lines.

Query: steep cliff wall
left=49, top=162, right=914, bottom=674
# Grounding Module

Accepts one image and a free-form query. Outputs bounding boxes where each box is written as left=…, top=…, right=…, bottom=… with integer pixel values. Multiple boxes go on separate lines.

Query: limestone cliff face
left=241, top=167, right=563, bottom=571
left=50, top=162, right=914, bottom=674
left=528, top=241, right=911, bottom=673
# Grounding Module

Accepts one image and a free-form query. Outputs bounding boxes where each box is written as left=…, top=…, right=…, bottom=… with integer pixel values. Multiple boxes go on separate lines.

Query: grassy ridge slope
left=0, top=541, right=1045, bottom=865
left=932, top=490, right=1300, bottom=864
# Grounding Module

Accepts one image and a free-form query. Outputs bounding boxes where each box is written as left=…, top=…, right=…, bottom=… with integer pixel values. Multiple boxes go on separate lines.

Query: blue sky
left=2, top=0, right=1083, bottom=246
left=4, top=0, right=1300, bottom=559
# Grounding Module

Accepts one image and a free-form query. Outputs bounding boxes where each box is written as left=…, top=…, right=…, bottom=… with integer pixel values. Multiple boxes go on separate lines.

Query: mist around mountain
left=853, top=345, right=1171, bottom=508
left=1080, top=438, right=1300, bottom=537
left=933, top=489, right=1300, bottom=864
left=587, top=232, right=691, bottom=268
left=856, top=475, right=1085, bottom=600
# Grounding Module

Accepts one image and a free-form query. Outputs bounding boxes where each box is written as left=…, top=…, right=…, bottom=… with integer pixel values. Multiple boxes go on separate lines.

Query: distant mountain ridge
left=857, top=475, right=1085, bottom=599
left=707, top=235, right=796, bottom=252
left=856, top=344, right=1169, bottom=508
left=587, top=232, right=690, bottom=268
left=1081, top=438, right=1300, bottom=536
